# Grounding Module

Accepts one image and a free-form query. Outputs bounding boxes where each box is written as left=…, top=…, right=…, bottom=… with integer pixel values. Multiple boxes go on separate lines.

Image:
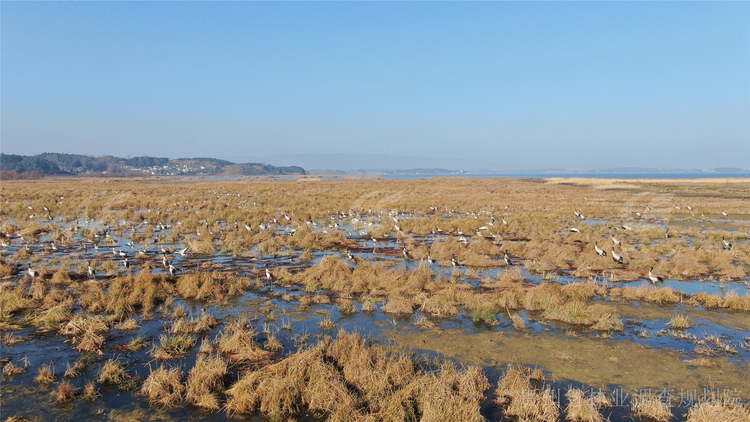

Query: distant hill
left=0, top=153, right=305, bottom=178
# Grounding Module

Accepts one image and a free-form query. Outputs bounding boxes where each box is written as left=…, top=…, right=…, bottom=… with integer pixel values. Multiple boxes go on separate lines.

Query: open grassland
left=1, top=176, right=749, bottom=421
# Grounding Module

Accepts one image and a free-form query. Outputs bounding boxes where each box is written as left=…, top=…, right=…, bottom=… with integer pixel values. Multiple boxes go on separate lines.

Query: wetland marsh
left=1, top=176, right=749, bottom=422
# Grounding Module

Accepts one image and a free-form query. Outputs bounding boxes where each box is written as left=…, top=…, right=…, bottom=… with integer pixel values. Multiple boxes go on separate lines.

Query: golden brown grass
left=686, top=398, right=750, bottom=422
left=35, top=362, right=56, bottom=385
left=98, top=359, right=137, bottom=390
left=494, top=365, right=559, bottom=422
left=3, top=361, right=26, bottom=377
left=630, top=392, right=673, bottom=422
left=226, top=330, right=489, bottom=421
left=216, top=322, right=273, bottom=363
left=150, top=333, right=196, bottom=360
left=82, top=381, right=100, bottom=401
left=141, top=365, right=185, bottom=408
left=53, top=380, right=77, bottom=402
left=667, top=313, right=692, bottom=329
left=565, top=388, right=604, bottom=422
left=186, top=354, right=227, bottom=410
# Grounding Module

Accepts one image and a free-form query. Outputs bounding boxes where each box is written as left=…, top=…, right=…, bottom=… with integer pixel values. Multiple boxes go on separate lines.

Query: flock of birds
left=5, top=197, right=741, bottom=290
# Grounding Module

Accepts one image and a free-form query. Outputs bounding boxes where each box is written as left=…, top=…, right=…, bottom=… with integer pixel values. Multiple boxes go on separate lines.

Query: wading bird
left=612, top=250, right=624, bottom=264
left=594, top=243, right=607, bottom=257
left=722, top=237, right=733, bottom=251
left=648, top=268, right=664, bottom=284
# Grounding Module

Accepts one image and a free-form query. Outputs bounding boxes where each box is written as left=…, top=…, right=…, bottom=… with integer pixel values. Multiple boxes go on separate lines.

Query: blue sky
left=2, top=2, right=748, bottom=170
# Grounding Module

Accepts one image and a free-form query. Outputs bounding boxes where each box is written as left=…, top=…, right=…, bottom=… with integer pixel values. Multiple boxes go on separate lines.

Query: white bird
left=402, top=247, right=410, bottom=259
left=123, top=258, right=130, bottom=270
left=451, top=255, right=459, bottom=267
left=88, top=263, right=95, bottom=279
left=621, top=225, right=632, bottom=230
left=503, top=253, right=510, bottom=265
left=594, top=243, right=607, bottom=257
left=722, top=211, right=728, bottom=216
left=168, top=263, right=176, bottom=276
left=427, top=255, right=436, bottom=265
left=265, top=267, right=273, bottom=281
left=178, top=247, right=188, bottom=257
left=570, top=228, right=581, bottom=233
left=648, top=268, right=664, bottom=284
left=27, top=264, right=38, bottom=278
left=612, top=250, right=623, bottom=264
left=611, top=236, right=621, bottom=247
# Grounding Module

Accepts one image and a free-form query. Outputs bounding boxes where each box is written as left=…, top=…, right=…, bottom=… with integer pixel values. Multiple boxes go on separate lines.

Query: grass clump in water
left=494, top=364, right=559, bottom=422
left=686, top=398, right=750, bottom=422
left=630, top=392, right=672, bottom=422
left=565, top=388, right=604, bottom=422
left=34, top=362, right=56, bottom=385
left=186, top=354, right=228, bottom=410
left=150, top=333, right=196, bottom=360
left=226, top=330, right=490, bottom=421
left=141, top=365, right=185, bottom=408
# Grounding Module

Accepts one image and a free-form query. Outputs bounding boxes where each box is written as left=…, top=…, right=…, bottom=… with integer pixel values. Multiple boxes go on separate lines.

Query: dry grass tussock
left=98, top=358, right=138, bottom=390
left=565, top=388, right=605, bottom=422
left=226, top=330, right=490, bottom=422
left=686, top=398, right=750, bottom=422
left=630, top=392, right=673, bottom=422
left=216, top=321, right=273, bottom=364
left=494, top=364, right=559, bottom=422
left=612, top=284, right=683, bottom=305
left=141, top=365, right=185, bottom=408
left=186, top=354, right=227, bottom=410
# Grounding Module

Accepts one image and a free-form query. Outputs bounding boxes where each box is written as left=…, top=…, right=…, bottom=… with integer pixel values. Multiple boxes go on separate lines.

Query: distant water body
left=171, top=173, right=749, bottom=182
left=380, top=173, right=750, bottom=180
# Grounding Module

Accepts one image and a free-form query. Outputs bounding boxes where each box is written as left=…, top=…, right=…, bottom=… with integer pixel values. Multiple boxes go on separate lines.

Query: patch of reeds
left=3, top=361, right=26, bottom=377
left=216, top=322, right=273, bottom=364
left=54, top=380, right=77, bottom=402
left=667, top=313, right=692, bottom=329
left=226, top=330, right=490, bottom=421
left=150, top=333, right=196, bottom=360
left=381, top=295, right=414, bottom=315
left=630, top=392, right=672, bottom=422
left=98, top=359, right=138, bottom=390
left=494, top=364, right=559, bottom=422
left=186, top=354, right=227, bottom=410
left=32, top=305, right=72, bottom=331
left=35, top=362, right=56, bottom=385
left=565, top=388, right=604, bottom=422
left=686, top=398, right=750, bottom=422
left=613, top=284, right=682, bottom=305
left=141, top=365, right=185, bottom=408
left=114, top=317, right=140, bottom=330
left=82, top=381, right=100, bottom=401
left=59, top=313, right=108, bottom=353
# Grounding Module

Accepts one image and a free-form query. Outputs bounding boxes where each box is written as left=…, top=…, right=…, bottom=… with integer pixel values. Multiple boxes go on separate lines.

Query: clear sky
left=2, top=1, right=748, bottom=170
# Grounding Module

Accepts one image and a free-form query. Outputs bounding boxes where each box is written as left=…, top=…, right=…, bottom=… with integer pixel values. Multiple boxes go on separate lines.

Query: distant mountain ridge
left=0, top=153, right=305, bottom=178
